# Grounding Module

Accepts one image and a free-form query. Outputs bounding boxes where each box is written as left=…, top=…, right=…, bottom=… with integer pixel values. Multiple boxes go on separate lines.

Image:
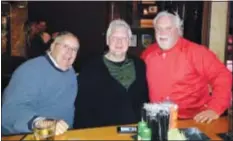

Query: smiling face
left=50, top=35, right=79, bottom=71
left=155, top=15, right=180, bottom=50
left=108, top=27, right=130, bottom=56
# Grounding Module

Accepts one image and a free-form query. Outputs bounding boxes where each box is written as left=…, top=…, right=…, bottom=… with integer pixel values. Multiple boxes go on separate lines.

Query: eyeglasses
left=110, top=36, right=129, bottom=43
left=56, top=42, right=78, bottom=53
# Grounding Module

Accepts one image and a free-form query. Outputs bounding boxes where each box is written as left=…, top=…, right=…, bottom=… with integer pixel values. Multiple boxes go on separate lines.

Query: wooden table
left=2, top=117, right=229, bottom=140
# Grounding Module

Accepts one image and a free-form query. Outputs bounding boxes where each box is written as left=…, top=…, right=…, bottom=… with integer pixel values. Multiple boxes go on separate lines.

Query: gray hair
left=53, top=31, right=80, bottom=48
left=106, top=19, right=132, bottom=45
left=153, top=11, right=183, bottom=36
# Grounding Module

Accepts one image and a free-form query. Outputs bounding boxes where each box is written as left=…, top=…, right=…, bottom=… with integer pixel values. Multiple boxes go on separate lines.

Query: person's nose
left=159, top=29, right=168, bottom=36
left=66, top=47, right=73, bottom=54
left=116, top=38, right=123, bottom=46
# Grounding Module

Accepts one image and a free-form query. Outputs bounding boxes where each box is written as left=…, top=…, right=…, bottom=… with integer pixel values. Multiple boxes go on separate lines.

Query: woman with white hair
left=74, top=19, right=149, bottom=129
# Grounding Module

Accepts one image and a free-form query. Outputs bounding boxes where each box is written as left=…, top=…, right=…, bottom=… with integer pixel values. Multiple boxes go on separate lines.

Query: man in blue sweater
left=2, top=31, right=79, bottom=135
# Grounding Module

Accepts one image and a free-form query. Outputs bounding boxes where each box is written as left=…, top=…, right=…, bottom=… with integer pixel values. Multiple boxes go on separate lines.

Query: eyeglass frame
left=55, top=42, right=78, bottom=53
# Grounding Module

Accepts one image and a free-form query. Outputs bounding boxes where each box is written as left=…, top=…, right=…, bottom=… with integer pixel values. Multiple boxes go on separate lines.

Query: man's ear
left=106, top=38, right=109, bottom=46
left=50, top=43, right=55, bottom=52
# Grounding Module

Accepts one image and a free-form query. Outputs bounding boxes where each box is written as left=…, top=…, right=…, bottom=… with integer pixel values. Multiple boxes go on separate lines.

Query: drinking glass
left=33, top=118, right=57, bottom=140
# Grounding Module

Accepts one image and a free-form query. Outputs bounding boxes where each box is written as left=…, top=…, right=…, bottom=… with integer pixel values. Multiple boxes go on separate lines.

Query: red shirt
left=142, top=37, right=232, bottom=119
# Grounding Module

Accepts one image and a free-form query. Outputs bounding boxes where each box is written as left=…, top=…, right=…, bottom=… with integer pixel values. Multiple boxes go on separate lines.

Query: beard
left=156, top=35, right=173, bottom=50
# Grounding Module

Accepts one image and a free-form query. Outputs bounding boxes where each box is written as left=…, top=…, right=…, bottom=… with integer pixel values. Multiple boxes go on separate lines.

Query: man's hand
left=55, top=120, right=69, bottom=135
left=194, top=109, right=219, bottom=123
left=35, top=119, right=69, bottom=135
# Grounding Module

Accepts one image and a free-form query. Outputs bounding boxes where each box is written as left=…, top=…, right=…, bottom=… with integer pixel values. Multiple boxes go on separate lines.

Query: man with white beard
left=142, top=11, right=232, bottom=123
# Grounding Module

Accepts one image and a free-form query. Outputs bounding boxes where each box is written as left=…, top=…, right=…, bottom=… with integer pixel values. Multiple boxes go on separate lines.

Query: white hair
left=106, top=19, right=132, bottom=45
left=153, top=11, right=183, bottom=36
left=53, top=31, right=80, bottom=48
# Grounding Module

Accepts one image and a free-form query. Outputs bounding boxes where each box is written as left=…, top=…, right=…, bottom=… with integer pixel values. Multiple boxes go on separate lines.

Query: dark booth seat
left=1, top=54, right=26, bottom=93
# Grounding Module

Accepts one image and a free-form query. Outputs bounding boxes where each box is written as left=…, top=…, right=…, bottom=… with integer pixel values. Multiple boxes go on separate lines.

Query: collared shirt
left=47, top=52, right=73, bottom=72
left=142, top=37, right=232, bottom=119
left=47, top=51, right=60, bottom=69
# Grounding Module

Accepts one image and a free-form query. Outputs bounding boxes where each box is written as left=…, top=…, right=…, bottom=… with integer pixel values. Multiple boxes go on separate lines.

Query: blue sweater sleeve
left=2, top=63, right=40, bottom=135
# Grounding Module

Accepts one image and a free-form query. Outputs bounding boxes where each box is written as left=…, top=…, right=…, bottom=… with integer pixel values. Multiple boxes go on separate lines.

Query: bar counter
left=2, top=116, right=228, bottom=140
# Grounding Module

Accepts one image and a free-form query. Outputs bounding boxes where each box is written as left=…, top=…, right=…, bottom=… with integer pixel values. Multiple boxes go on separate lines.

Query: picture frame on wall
left=130, top=34, right=137, bottom=47
left=141, top=34, right=152, bottom=48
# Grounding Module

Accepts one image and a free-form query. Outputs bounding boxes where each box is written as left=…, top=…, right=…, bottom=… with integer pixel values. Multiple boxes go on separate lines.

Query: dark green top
left=103, top=56, right=136, bottom=89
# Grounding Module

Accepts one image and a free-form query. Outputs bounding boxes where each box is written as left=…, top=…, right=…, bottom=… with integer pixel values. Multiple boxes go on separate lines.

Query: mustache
left=157, top=35, right=170, bottom=39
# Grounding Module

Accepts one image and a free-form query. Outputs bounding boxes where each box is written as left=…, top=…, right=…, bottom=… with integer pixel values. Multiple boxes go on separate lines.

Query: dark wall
left=28, top=1, right=108, bottom=72
left=183, top=2, right=203, bottom=44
